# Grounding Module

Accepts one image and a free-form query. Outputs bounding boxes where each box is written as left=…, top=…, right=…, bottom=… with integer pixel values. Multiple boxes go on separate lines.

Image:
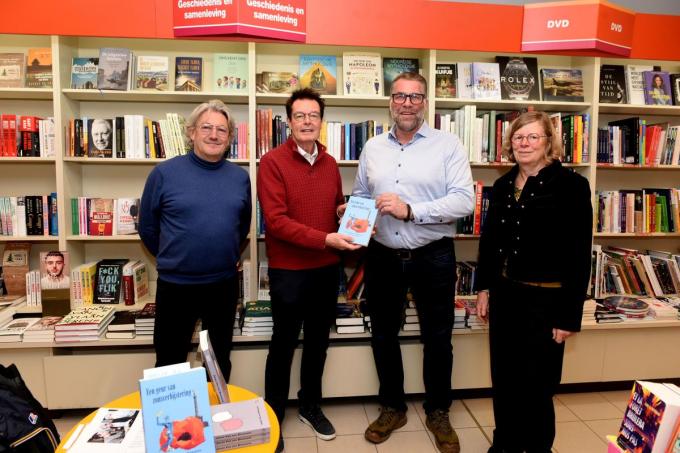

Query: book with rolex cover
left=97, top=48, right=132, bottom=91
left=175, top=56, right=202, bottom=91
left=213, top=53, right=248, bottom=93
left=496, top=56, right=540, bottom=101
left=540, top=68, right=585, bottom=102
left=342, top=52, right=382, bottom=96
left=643, top=71, right=673, bottom=106
left=599, top=65, right=628, bottom=104
left=134, top=55, right=169, bottom=91
left=383, top=57, right=419, bottom=95
left=435, top=64, right=457, bottom=98
left=256, top=71, right=299, bottom=94
left=25, top=48, right=52, bottom=88
left=0, top=53, right=24, bottom=88
left=139, top=363, right=216, bottom=453
left=299, top=54, right=337, bottom=95
left=71, top=57, right=99, bottom=89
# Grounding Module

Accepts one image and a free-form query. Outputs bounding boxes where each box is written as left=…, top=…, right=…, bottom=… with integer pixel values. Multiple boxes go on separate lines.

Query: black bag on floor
left=0, top=364, right=59, bottom=452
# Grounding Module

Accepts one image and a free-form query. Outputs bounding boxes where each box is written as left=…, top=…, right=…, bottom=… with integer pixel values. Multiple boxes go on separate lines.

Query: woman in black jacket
left=476, top=111, right=593, bottom=453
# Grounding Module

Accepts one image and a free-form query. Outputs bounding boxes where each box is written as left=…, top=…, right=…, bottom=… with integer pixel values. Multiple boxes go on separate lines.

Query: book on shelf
left=335, top=301, right=364, bottom=326
left=0, top=194, right=58, bottom=237
left=198, top=329, right=230, bottom=404
left=211, top=398, right=270, bottom=450
left=115, top=197, right=140, bottom=235
left=456, top=62, right=473, bottom=99
left=255, top=71, right=299, bottom=94
left=139, top=362, right=216, bottom=453
left=496, top=56, right=540, bottom=101
left=599, top=64, right=627, bottom=104
left=94, top=259, right=128, bottom=304
left=625, top=64, right=654, bottom=105
left=337, top=196, right=378, bottom=247
left=134, top=55, right=168, bottom=91
left=66, top=407, right=144, bottom=453
left=0, top=53, right=24, bottom=88
left=87, top=118, right=114, bottom=158
left=25, top=47, right=52, bottom=88
left=342, top=52, right=382, bottom=96
left=643, top=71, right=673, bottom=106
left=97, top=48, right=132, bottom=91
left=55, top=305, right=115, bottom=331
left=213, top=53, right=248, bottom=93
left=540, top=68, right=584, bottom=102
left=39, top=250, right=70, bottom=290
left=0, top=317, right=40, bottom=342
left=617, top=380, right=680, bottom=453
left=671, top=74, right=680, bottom=106
left=22, top=315, right=62, bottom=342
left=88, top=198, right=114, bottom=235
left=18, top=115, right=42, bottom=157
left=257, top=261, right=270, bottom=301
left=243, top=300, right=272, bottom=323
left=174, top=56, right=202, bottom=92
left=382, top=57, right=419, bottom=95
left=471, top=62, right=501, bottom=100
left=2, top=242, right=30, bottom=296
left=299, top=54, right=337, bottom=95
left=106, top=310, right=140, bottom=332
left=70, top=57, right=99, bottom=89
left=435, top=63, right=456, bottom=98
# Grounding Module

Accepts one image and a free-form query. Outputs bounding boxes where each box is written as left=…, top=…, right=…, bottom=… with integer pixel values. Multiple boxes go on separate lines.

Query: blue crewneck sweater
left=139, top=152, right=251, bottom=284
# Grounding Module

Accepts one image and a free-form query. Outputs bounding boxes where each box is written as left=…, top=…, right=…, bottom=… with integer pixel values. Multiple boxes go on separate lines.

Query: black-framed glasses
left=291, top=112, right=322, bottom=122
left=511, top=133, right=547, bottom=144
left=391, top=92, right=426, bottom=105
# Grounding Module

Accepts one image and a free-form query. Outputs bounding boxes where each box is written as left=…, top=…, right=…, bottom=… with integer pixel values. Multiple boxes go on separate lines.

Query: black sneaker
left=298, top=405, right=336, bottom=440
left=275, top=435, right=284, bottom=453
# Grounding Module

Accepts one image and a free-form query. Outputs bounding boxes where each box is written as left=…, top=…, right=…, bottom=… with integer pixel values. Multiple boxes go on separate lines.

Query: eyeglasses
left=511, top=133, right=548, bottom=144
left=391, top=93, right=426, bottom=105
left=197, top=123, right=229, bottom=137
left=291, top=112, right=322, bottom=122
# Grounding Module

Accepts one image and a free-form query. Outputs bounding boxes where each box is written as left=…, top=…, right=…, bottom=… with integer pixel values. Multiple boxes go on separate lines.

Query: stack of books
left=335, top=302, right=364, bottom=334
left=22, top=315, right=62, bottom=342
left=105, top=310, right=139, bottom=339
left=460, top=298, right=485, bottom=329
left=211, top=398, right=271, bottom=449
left=233, top=302, right=243, bottom=336
left=0, top=317, right=41, bottom=342
left=242, top=300, right=273, bottom=336
left=134, top=303, right=155, bottom=337
left=453, top=300, right=467, bottom=330
left=54, top=305, right=115, bottom=342
left=602, top=295, right=650, bottom=319
left=402, top=296, right=420, bottom=333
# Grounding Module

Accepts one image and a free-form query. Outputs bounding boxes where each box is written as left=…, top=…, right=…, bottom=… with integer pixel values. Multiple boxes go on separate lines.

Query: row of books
left=583, top=297, right=679, bottom=324
left=600, top=64, right=680, bottom=106
left=70, top=197, right=139, bottom=236
left=71, top=259, right=149, bottom=307
left=0, top=49, right=52, bottom=88
left=591, top=246, right=680, bottom=300
left=0, top=115, right=56, bottom=157
left=597, top=118, right=680, bottom=166
left=456, top=182, right=491, bottom=235
left=104, top=303, right=155, bottom=339
left=595, top=188, right=679, bottom=234
left=0, top=194, right=58, bottom=237
left=319, top=120, right=389, bottom=162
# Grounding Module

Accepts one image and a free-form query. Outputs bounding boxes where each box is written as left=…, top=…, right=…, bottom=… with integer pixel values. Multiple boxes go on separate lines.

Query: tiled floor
left=54, top=391, right=628, bottom=452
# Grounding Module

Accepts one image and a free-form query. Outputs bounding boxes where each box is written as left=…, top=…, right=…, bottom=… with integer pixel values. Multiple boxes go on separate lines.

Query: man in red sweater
left=257, top=88, right=359, bottom=453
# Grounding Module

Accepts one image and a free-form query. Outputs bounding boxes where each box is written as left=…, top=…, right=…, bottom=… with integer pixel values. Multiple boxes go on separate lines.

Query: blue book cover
left=139, top=365, right=215, bottom=453
left=337, top=196, right=378, bottom=247
left=299, top=54, right=337, bottom=95
left=71, top=57, right=99, bottom=89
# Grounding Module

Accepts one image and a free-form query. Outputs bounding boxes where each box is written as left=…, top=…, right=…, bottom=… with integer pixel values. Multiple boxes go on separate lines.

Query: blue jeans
left=365, top=238, right=457, bottom=414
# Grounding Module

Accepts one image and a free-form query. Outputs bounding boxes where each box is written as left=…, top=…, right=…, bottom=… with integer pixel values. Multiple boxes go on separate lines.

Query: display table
left=56, top=383, right=279, bottom=452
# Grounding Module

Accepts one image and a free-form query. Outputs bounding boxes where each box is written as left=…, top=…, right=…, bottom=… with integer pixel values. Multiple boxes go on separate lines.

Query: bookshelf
left=1, top=33, right=680, bottom=408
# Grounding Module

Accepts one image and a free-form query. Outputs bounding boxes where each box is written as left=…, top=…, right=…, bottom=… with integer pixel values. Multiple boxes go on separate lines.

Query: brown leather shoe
left=426, top=409, right=460, bottom=453
left=364, top=406, right=407, bottom=444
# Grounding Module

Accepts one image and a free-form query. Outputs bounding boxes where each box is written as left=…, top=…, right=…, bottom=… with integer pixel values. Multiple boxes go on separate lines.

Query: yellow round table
left=56, top=384, right=279, bottom=452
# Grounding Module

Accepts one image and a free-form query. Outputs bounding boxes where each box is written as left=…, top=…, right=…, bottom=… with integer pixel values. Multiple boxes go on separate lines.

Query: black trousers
left=489, top=277, right=566, bottom=453
left=154, top=276, right=239, bottom=381
left=264, top=264, right=338, bottom=422
left=365, top=238, right=457, bottom=414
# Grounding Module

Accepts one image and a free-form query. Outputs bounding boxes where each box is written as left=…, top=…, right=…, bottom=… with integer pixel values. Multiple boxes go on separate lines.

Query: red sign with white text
left=522, top=0, right=635, bottom=56
left=173, top=0, right=306, bottom=42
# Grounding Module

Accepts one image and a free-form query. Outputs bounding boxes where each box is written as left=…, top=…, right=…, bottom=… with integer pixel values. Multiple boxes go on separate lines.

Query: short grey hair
left=184, top=99, right=236, bottom=148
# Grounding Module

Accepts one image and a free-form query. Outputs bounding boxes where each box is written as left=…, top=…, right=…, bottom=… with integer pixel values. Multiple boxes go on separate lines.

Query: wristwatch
left=501, top=58, right=535, bottom=100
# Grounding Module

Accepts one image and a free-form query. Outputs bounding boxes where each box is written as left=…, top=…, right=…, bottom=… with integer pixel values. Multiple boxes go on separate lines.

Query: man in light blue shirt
left=353, top=72, right=474, bottom=453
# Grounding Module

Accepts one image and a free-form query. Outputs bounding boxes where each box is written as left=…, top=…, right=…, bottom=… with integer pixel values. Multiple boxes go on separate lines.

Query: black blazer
left=475, top=160, right=593, bottom=331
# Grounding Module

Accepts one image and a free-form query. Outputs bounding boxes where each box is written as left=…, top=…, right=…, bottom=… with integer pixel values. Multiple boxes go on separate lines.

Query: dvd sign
left=521, top=0, right=635, bottom=56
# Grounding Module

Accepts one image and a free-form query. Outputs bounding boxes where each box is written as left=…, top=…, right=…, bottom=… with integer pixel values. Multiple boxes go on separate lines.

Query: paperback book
left=626, top=64, right=654, bottom=105
left=435, top=64, right=457, bottom=98
left=342, top=52, right=382, bottom=96
left=643, top=71, right=673, bottom=106
left=213, top=53, right=248, bottom=93
left=115, top=198, right=140, bottom=235
left=55, top=305, right=115, bottom=330
left=299, top=54, right=337, bottom=95
left=383, top=57, right=419, bottom=95
left=0, top=53, right=24, bottom=87
left=540, top=68, right=585, bottom=102
left=71, top=57, right=99, bottom=89
left=211, top=398, right=270, bottom=449
left=471, top=62, right=501, bottom=100
left=25, top=48, right=52, bottom=88
left=256, top=72, right=298, bottom=94
left=40, top=251, right=70, bottom=290
left=87, top=119, right=114, bottom=158
left=88, top=198, right=114, bottom=235
left=496, top=56, right=540, bottom=101
left=337, top=196, right=378, bottom=247
left=94, top=259, right=128, bottom=304
left=67, top=407, right=144, bottom=453
left=175, top=56, right=202, bottom=91
left=198, top=329, right=230, bottom=404
left=599, top=64, right=627, bottom=104
left=134, top=55, right=169, bottom=91
left=97, top=48, right=132, bottom=91
left=139, top=363, right=216, bottom=453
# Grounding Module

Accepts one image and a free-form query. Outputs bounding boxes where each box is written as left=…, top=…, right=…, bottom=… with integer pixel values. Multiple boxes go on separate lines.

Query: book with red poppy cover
left=337, top=196, right=378, bottom=247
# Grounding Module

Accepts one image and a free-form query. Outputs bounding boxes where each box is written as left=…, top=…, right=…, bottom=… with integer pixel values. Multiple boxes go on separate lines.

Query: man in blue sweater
left=139, top=100, right=251, bottom=380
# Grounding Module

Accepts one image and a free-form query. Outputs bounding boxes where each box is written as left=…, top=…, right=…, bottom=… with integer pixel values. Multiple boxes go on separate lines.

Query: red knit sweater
left=257, top=137, right=345, bottom=270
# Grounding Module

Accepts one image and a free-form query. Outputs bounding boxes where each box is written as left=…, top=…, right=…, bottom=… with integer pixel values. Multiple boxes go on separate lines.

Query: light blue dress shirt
left=352, top=122, right=475, bottom=249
